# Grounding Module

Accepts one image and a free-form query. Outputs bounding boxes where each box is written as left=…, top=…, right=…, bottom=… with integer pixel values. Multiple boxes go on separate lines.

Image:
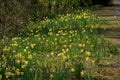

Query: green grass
left=0, top=10, right=111, bottom=80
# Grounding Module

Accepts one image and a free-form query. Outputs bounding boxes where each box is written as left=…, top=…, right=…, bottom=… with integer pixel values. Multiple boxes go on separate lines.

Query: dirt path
left=114, top=0, right=120, bottom=22
left=92, top=0, right=120, bottom=80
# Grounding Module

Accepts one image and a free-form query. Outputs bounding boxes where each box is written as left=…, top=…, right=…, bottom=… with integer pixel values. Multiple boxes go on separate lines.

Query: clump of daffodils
left=0, top=10, right=108, bottom=80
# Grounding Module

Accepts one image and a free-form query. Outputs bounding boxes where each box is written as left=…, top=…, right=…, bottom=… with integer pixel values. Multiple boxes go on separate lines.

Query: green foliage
left=108, top=45, right=118, bottom=54
left=0, top=10, right=111, bottom=80
left=0, top=0, right=112, bottom=37
left=0, top=0, right=115, bottom=79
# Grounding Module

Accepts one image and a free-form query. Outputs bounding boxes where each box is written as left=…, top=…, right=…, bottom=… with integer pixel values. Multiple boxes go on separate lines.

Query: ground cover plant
left=0, top=0, right=112, bottom=37
left=0, top=10, right=112, bottom=80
